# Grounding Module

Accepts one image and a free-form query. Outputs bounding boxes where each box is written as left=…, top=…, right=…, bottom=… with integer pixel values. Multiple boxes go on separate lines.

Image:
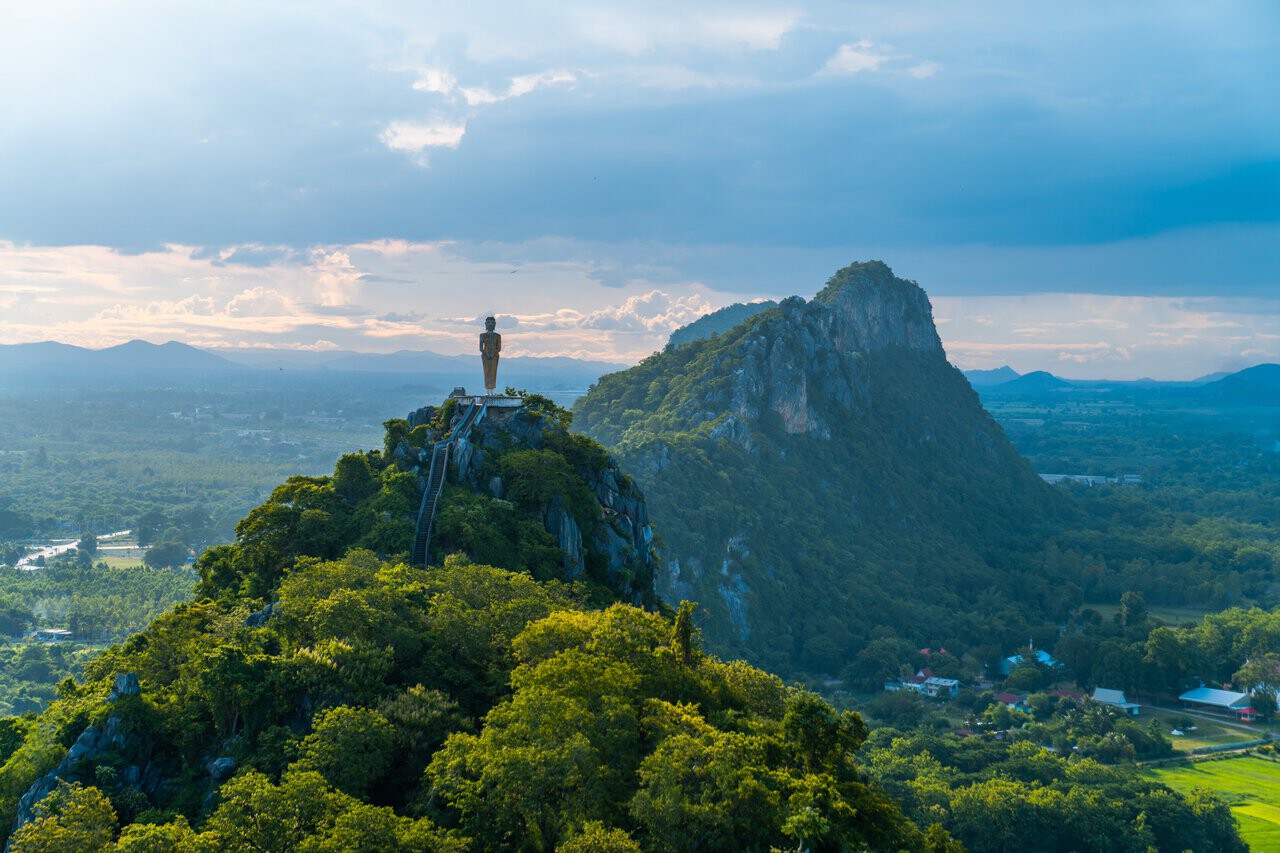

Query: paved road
left=15, top=529, right=132, bottom=570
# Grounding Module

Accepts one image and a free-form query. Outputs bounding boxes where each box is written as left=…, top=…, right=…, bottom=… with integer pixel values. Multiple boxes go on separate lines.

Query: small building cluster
left=884, top=668, right=961, bottom=699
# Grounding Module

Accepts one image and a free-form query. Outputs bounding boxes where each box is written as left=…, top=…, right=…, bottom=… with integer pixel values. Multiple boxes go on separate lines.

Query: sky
left=0, top=1, right=1277, bottom=378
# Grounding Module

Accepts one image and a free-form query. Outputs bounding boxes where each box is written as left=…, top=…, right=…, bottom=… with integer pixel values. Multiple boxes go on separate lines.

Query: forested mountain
left=1202, top=363, right=1280, bottom=404
left=573, top=261, right=1070, bottom=676
left=0, top=396, right=939, bottom=851
left=0, top=358, right=1250, bottom=851
left=667, top=301, right=776, bottom=348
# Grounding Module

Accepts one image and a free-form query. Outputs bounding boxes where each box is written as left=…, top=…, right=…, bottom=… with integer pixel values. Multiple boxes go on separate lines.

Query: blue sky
left=0, top=1, right=1277, bottom=377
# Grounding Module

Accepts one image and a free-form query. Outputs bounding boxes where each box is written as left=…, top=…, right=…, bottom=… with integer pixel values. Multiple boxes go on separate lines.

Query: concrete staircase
left=410, top=400, right=486, bottom=568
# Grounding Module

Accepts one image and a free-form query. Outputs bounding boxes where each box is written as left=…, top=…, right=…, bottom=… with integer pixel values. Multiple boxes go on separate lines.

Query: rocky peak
left=815, top=261, right=944, bottom=354
left=672, top=261, right=945, bottom=441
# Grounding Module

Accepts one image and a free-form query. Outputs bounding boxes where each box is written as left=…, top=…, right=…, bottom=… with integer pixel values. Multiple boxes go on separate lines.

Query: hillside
left=0, top=377, right=1249, bottom=852
left=0, top=395, right=936, bottom=851
left=990, top=370, right=1072, bottom=393
left=573, top=261, right=1068, bottom=676
left=667, top=301, right=776, bottom=348
left=1202, top=363, right=1280, bottom=405
left=961, top=365, right=1019, bottom=386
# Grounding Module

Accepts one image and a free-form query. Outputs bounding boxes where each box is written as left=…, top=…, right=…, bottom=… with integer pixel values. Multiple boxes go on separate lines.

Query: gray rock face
left=243, top=601, right=281, bottom=628
left=107, top=671, right=140, bottom=701
left=207, top=757, right=238, bottom=781
left=442, top=405, right=657, bottom=603
left=544, top=499, right=585, bottom=579
left=652, top=261, right=943, bottom=447
left=9, top=672, right=155, bottom=845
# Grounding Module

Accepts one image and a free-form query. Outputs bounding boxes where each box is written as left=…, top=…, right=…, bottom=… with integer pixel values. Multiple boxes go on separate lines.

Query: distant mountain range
left=2, top=338, right=1275, bottom=405
left=0, top=340, right=245, bottom=373
left=965, top=362, right=1280, bottom=406
left=0, top=340, right=625, bottom=378
left=961, top=365, right=1020, bottom=386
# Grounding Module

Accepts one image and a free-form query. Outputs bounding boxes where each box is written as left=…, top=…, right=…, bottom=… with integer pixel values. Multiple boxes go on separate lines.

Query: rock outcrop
left=573, top=260, right=1060, bottom=675
left=8, top=673, right=157, bottom=847
left=403, top=400, right=657, bottom=604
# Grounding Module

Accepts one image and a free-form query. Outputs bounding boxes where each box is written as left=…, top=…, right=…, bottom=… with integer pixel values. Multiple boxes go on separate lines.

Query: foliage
left=858, top=730, right=1245, bottom=852
left=8, top=781, right=117, bottom=852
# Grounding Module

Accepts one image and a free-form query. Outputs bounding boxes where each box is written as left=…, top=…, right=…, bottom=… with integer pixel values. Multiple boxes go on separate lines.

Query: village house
left=1091, top=687, right=1140, bottom=716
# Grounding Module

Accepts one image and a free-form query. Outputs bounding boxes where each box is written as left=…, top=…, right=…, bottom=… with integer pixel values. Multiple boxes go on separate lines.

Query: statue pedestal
left=455, top=394, right=522, bottom=409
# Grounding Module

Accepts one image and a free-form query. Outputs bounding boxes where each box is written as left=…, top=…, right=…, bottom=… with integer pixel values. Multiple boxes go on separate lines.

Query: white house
left=1091, top=687, right=1140, bottom=715
left=920, top=677, right=960, bottom=699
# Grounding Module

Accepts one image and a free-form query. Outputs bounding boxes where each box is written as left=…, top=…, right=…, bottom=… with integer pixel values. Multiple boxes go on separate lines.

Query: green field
left=1145, top=707, right=1263, bottom=752
left=94, top=552, right=146, bottom=569
left=1146, top=756, right=1280, bottom=850
left=1085, top=601, right=1213, bottom=626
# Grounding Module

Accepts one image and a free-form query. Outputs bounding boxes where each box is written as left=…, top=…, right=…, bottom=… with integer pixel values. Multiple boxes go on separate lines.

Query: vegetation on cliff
left=574, top=261, right=1068, bottom=676
left=0, top=401, right=940, bottom=851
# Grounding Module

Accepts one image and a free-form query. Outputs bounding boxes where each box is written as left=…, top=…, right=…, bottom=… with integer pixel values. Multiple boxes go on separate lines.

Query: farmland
left=1146, top=755, right=1280, bottom=850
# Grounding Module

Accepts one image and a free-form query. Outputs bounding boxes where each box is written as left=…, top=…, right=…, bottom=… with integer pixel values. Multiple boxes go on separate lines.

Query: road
left=14, top=529, right=132, bottom=570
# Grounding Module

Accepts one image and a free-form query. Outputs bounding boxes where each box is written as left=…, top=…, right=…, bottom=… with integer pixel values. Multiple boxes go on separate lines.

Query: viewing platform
left=448, top=387, right=523, bottom=409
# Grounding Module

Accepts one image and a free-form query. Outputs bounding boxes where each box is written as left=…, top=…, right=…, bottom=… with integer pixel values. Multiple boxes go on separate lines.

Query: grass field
left=1146, top=755, right=1280, bottom=850
left=95, top=553, right=145, bottom=569
left=1084, top=601, right=1213, bottom=626
left=1144, top=707, right=1263, bottom=752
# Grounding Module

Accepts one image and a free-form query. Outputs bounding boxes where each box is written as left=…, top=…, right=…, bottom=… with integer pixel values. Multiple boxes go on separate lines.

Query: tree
left=78, top=533, right=98, bottom=556
left=297, top=706, right=395, bottom=797
left=113, top=818, right=196, bottom=852
left=1234, top=653, right=1280, bottom=721
left=557, top=822, right=642, bottom=852
left=1118, top=591, right=1147, bottom=628
left=333, top=454, right=379, bottom=506
left=671, top=600, right=698, bottom=667
left=8, top=782, right=117, bottom=853
left=144, top=541, right=187, bottom=569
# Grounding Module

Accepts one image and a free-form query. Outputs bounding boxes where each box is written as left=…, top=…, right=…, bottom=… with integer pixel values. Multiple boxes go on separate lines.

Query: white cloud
left=225, top=287, right=293, bottom=317
left=379, top=119, right=467, bottom=153
left=822, top=41, right=891, bottom=75
left=411, top=68, right=457, bottom=95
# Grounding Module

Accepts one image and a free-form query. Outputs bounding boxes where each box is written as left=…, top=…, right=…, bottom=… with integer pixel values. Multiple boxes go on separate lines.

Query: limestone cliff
left=403, top=399, right=657, bottom=604
left=573, top=261, right=1064, bottom=676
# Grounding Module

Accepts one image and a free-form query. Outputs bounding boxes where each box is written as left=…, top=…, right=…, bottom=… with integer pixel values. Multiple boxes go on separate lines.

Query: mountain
left=990, top=370, right=1073, bottom=393
left=573, top=261, right=1065, bottom=676
left=667, top=301, right=777, bottom=348
left=0, top=340, right=243, bottom=373
left=962, top=365, right=1020, bottom=386
left=0, top=395, right=931, bottom=851
left=208, top=346, right=627, bottom=389
left=1201, top=363, right=1280, bottom=405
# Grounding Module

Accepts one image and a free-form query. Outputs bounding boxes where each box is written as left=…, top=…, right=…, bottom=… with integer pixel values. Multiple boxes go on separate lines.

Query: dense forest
left=0, top=399, right=1247, bottom=850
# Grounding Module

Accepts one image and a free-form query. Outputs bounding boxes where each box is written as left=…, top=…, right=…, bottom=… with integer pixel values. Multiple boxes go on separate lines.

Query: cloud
left=822, top=41, right=891, bottom=75
left=379, top=119, right=467, bottom=154
left=577, top=290, right=713, bottom=332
